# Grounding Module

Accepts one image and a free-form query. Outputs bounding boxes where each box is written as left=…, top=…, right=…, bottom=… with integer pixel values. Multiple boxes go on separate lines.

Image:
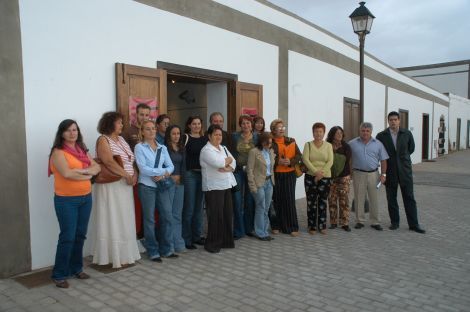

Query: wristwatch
left=381, top=173, right=387, bottom=177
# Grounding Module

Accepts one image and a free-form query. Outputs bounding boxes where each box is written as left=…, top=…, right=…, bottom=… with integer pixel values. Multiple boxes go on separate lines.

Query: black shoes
left=354, top=223, right=364, bottom=229
left=193, top=237, right=206, bottom=245
left=151, top=257, right=162, bottom=263
left=329, top=224, right=337, bottom=229
left=371, top=224, right=383, bottom=231
left=204, top=247, right=220, bottom=253
left=342, top=225, right=351, bottom=232
left=409, top=225, right=426, bottom=234
left=164, top=253, right=179, bottom=259
left=257, top=236, right=274, bottom=241
left=185, top=244, right=197, bottom=250
left=389, top=224, right=399, bottom=230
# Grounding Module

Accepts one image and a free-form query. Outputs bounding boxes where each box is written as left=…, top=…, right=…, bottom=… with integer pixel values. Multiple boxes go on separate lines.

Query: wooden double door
left=115, top=63, right=262, bottom=133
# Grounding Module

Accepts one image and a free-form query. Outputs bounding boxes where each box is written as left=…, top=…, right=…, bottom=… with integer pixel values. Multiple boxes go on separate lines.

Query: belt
left=266, top=176, right=272, bottom=180
left=353, top=168, right=378, bottom=173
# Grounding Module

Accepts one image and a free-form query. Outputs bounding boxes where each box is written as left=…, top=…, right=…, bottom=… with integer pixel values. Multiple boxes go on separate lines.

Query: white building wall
left=402, top=64, right=469, bottom=99
left=19, top=0, right=278, bottom=269
left=215, top=0, right=448, bottom=104
left=448, top=94, right=470, bottom=150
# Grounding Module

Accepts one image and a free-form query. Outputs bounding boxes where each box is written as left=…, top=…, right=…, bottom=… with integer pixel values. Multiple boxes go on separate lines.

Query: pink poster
left=241, top=107, right=258, bottom=117
left=128, top=97, right=158, bottom=126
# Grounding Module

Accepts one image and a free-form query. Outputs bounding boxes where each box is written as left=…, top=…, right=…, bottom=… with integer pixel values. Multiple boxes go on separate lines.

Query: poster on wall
left=128, top=97, right=158, bottom=126
left=241, top=107, right=258, bottom=117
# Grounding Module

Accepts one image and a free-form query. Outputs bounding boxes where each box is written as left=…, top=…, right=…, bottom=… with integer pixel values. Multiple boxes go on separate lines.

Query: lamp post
left=349, top=2, right=375, bottom=118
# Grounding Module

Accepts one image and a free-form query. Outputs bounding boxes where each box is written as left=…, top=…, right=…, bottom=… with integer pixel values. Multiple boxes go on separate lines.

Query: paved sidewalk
left=1, top=150, right=470, bottom=312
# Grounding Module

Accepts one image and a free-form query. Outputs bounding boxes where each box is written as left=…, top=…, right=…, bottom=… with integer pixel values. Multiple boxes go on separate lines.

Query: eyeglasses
left=275, top=126, right=286, bottom=131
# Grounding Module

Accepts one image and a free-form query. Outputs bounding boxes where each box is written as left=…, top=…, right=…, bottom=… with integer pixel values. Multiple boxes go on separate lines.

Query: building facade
left=0, top=0, right=454, bottom=277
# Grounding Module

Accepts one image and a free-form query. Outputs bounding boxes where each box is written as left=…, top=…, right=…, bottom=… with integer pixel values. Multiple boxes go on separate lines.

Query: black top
left=185, top=134, right=208, bottom=170
left=334, top=142, right=352, bottom=177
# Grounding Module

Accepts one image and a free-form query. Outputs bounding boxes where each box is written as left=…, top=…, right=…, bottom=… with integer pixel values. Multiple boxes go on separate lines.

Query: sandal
left=53, top=279, right=69, bottom=288
left=74, top=272, right=90, bottom=279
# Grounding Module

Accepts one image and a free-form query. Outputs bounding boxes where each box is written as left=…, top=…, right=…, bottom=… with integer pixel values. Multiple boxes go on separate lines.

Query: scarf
left=48, top=144, right=91, bottom=177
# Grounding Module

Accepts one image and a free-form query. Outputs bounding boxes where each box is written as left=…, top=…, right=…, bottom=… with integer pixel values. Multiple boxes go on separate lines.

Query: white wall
left=19, top=0, right=278, bottom=269
left=215, top=0, right=448, bottom=103
left=403, top=64, right=469, bottom=99
left=207, top=82, right=228, bottom=130
left=448, top=94, right=470, bottom=150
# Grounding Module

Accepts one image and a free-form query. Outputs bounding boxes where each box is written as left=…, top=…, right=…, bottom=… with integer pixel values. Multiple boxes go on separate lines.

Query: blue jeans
left=182, top=170, right=204, bottom=245
left=252, top=180, right=273, bottom=238
left=233, top=169, right=255, bottom=237
left=156, top=184, right=176, bottom=256
left=139, top=184, right=175, bottom=258
left=52, top=193, right=92, bottom=280
left=169, top=183, right=186, bottom=252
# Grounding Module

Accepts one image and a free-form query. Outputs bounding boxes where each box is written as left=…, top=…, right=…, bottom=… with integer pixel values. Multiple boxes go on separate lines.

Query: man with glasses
left=156, top=114, right=170, bottom=145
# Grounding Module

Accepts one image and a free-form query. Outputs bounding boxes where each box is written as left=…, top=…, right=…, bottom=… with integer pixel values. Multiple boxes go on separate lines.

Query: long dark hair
left=49, top=119, right=87, bottom=157
left=326, top=126, right=345, bottom=144
left=184, top=115, right=204, bottom=135
left=165, top=124, right=184, bottom=152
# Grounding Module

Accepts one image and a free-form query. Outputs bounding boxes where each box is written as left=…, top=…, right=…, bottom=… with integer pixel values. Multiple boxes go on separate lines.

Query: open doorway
left=116, top=62, right=263, bottom=134
left=166, top=74, right=228, bottom=131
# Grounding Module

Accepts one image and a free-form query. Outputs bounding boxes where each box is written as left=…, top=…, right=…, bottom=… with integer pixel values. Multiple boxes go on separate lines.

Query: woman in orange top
left=270, top=119, right=302, bottom=236
left=48, top=119, right=101, bottom=288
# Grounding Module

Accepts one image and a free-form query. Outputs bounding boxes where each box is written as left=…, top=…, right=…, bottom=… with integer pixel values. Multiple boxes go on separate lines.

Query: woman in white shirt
left=200, top=125, right=237, bottom=253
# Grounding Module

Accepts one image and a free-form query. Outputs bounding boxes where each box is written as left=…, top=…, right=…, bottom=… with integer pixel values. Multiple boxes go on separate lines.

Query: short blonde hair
left=270, top=118, right=284, bottom=133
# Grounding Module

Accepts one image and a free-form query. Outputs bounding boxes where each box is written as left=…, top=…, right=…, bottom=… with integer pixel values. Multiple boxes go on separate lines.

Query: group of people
left=48, top=105, right=425, bottom=288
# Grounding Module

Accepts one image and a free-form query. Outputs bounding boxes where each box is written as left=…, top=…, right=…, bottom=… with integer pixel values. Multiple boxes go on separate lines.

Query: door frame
left=422, top=114, right=429, bottom=160
left=456, top=118, right=461, bottom=150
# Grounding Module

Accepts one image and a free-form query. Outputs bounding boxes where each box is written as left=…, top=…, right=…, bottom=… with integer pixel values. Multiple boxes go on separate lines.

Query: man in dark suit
left=376, top=111, right=425, bottom=234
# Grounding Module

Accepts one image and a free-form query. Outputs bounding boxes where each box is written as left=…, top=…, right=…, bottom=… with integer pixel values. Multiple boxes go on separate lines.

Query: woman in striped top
left=91, top=112, right=141, bottom=268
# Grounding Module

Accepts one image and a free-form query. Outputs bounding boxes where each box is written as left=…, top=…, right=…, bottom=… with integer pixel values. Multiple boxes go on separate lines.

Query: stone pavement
left=1, top=150, right=470, bottom=312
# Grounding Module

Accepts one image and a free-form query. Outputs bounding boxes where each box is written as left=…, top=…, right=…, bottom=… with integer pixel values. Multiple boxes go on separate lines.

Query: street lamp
left=349, top=1, right=375, bottom=118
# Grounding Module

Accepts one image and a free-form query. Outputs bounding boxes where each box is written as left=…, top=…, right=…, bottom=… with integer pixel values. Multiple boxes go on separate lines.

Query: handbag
left=93, top=136, right=124, bottom=184
left=154, top=147, right=175, bottom=191
left=93, top=155, right=123, bottom=184
left=223, top=147, right=239, bottom=193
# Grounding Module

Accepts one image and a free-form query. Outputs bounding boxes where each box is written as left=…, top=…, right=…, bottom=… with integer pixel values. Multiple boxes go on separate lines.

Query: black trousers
left=272, top=171, right=299, bottom=233
left=385, top=180, right=418, bottom=227
left=204, top=189, right=234, bottom=251
left=304, top=175, right=331, bottom=230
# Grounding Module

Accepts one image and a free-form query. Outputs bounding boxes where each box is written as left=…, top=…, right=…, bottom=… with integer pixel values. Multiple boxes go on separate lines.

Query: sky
left=268, top=0, right=470, bottom=68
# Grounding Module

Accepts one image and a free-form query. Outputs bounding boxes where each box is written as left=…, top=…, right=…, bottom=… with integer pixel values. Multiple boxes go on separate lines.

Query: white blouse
left=200, top=142, right=237, bottom=191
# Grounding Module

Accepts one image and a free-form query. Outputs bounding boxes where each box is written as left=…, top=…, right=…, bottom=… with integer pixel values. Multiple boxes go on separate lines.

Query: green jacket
left=376, top=128, right=415, bottom=186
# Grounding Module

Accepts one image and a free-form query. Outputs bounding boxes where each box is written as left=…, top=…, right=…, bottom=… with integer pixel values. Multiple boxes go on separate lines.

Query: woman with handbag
left=135, top=120, right=177, bottom=262
left=326, top=126, right=352, bottom=232
left=270, top=119, right=302, bottom=236
left=302, top=122, right=334, bottom=235
left=200, top=125, right=237, bottom=253
left=165, top=124, right=187, bottom=253
left=246, top=132, right=275, bottom=241
left=231, top=115, right=258, bottom=239
left=182, top=116, right=208, bottom=250
left=92, top=112, right=141, bottom=268
left=48, top=119, right=101, bottom=288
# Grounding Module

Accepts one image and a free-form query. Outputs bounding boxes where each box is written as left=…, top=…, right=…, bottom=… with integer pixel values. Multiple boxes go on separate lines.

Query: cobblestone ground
left=1, top=151, right=469, bottom=312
